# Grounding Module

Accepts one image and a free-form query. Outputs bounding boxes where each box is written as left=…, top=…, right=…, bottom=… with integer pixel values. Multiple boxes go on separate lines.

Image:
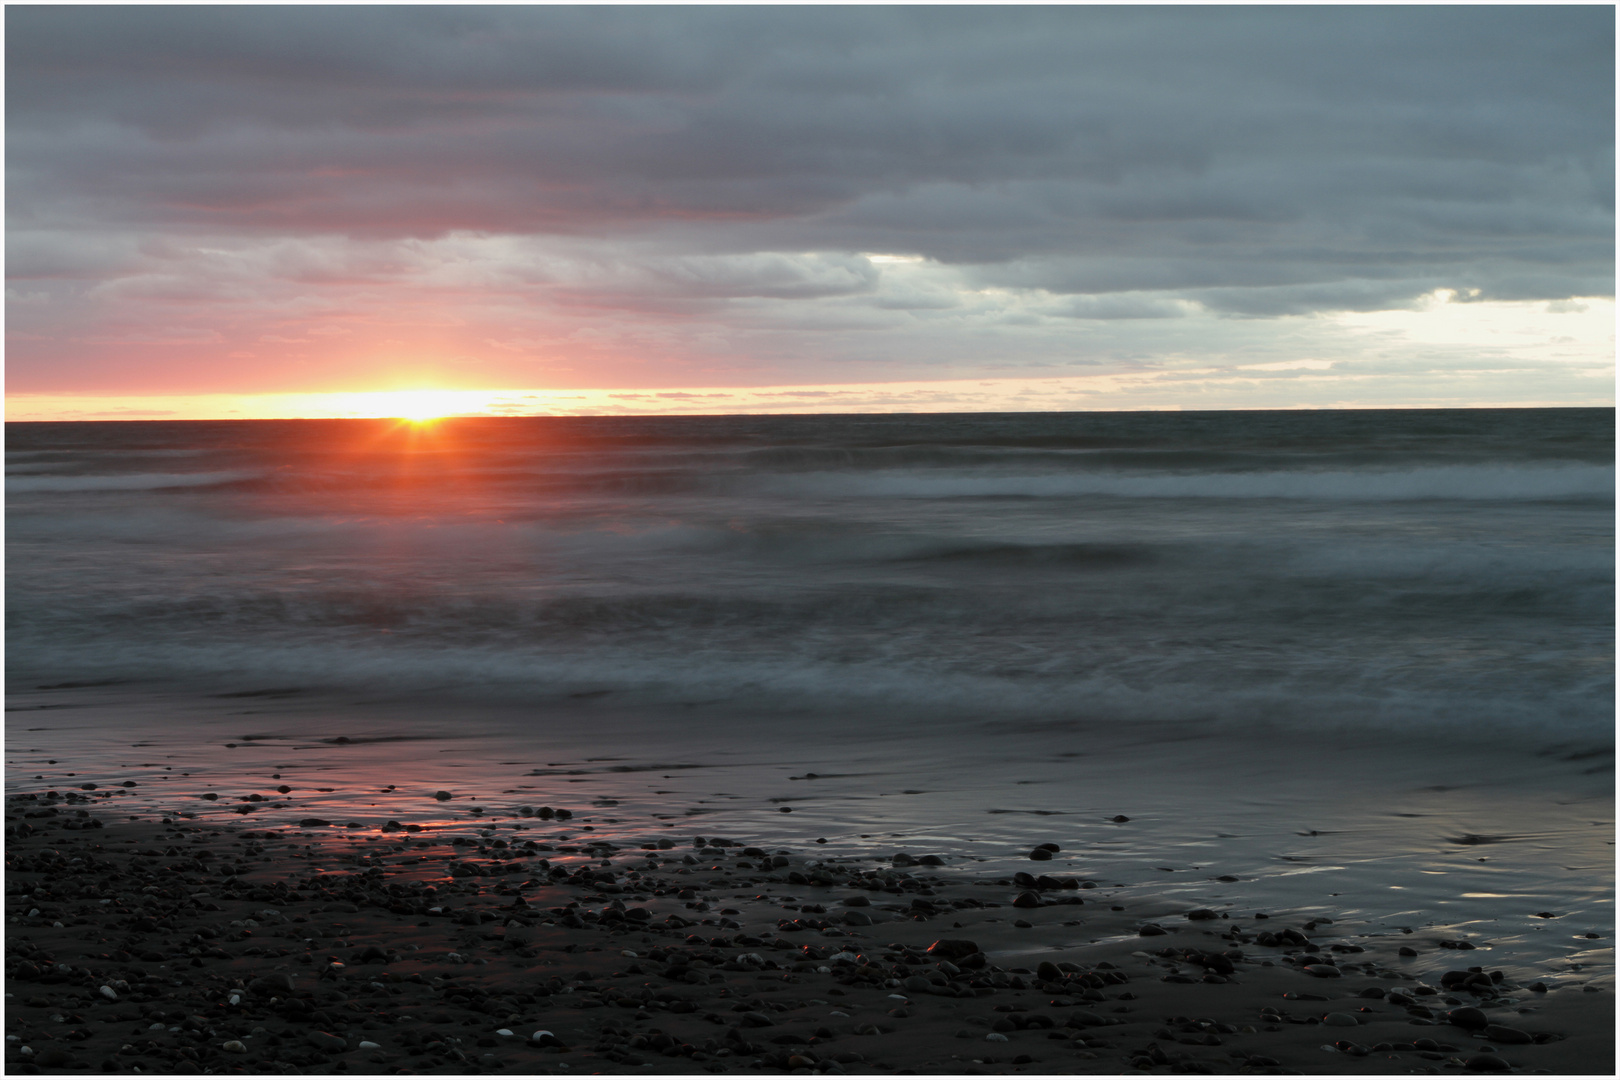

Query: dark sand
left=5, top=795, right=1613, bottom=1076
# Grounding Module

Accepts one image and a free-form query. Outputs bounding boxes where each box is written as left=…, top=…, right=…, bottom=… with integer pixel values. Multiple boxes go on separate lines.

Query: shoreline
left=6, top=800, right=1613, bottom=1075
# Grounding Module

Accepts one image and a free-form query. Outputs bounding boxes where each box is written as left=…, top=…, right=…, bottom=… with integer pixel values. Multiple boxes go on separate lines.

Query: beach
left=6, top=410, right=1614, bottom=1073
left=4, top=681, right=1614, bottom=1075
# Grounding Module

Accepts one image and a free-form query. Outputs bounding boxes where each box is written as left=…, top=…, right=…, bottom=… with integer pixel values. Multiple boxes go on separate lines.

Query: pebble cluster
left=5, top=784, right=1611, bottom=1076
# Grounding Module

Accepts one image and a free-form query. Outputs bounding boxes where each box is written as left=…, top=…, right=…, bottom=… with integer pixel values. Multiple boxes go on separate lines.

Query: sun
left=375, top=389, right=456, bottom=422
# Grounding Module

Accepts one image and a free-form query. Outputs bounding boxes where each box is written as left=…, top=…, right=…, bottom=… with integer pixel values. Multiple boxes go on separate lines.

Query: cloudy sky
left=6, top=5, right=1613, bottom=418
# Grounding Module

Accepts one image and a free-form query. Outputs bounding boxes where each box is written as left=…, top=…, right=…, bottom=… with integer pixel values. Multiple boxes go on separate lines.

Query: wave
left=6, top=632, right=1611, bottom=744
left=758, top=463, right=1615, bottom=501
left=5, top=471, right=261, bottom=493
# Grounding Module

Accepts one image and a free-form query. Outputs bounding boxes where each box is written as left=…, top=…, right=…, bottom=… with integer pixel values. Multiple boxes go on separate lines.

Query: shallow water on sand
left=8, top=682, right=1611, bottom=990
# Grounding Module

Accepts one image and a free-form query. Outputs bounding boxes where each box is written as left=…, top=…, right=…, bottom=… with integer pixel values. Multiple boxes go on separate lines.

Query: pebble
left=1302, top=965, right=1342, bottom=978
left=927, top=938, right=980, bottom=960
left=1483, top=1025, right=1532, bottom=1045
left=434, top=790, right=453, bottom=801
left=357, top=1041, right=382, bottom=1050
left=1446, top=1006, right=1489, bottom=1030
left=306, top=1031, right=347, bottom=1053
left=249, top=973, right=296, bottom=996
left=986, top=1032, right=1009, bottom=1042
left=1463, top=1054, right=1511, bottom=1072
left=221, top=1041, right=247, bottom=1054
left=1138, top=923, right=1167, bottom=936
left=1012, top=891, right=1041, bottom=908
left=1323, top=1012, right=1360, bottom=1027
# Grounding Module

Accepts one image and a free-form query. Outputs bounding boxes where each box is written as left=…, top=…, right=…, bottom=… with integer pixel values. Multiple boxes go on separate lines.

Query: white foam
left=6, top=471, right=259, bottom=493
left=758, top=463, right=1616, bottom=501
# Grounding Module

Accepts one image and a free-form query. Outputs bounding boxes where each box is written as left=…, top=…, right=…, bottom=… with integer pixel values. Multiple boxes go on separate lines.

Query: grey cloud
left=4, top=5, right=1612, bottom=335
left=1050, top=296, right=1195, bottom=321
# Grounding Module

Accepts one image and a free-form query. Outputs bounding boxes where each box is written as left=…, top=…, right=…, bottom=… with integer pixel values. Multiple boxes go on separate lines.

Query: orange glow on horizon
left=366, top=389, right=464, bottom=422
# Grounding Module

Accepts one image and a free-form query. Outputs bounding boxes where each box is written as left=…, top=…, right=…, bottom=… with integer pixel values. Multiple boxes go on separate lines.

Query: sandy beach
left=5, top=688, right=1613, bottom=1076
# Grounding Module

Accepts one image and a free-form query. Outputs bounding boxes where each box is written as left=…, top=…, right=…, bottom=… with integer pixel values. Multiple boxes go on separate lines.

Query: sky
left=5, top=5, right=1614, bottom=420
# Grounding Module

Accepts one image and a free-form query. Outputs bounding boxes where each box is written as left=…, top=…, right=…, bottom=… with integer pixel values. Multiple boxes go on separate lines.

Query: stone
left=1029, top=848, right=1053, bottom=861
left=843, top=911, right=873, bottom=926
left=1323, top=1013, right=1360, bottom=1027
left=299, top=818, right=331, bottom=827
left=1446, top=1007, right=1489, bottom=1031
left=927, top=939, right=981, bottom=961
left=307, top=1031, right=347, bottom=1053
left=1303, top=965, right=1342, bottom=978
left=1483, top=1025, right=1532, bottom=1045
left=1013, top=891, right=1041, bottom=908
left=842, top=896, right=870, bottom=907
left=222, top=1041, right=247, bottom=1054
left=986, top=1032, right=1009, bottom=1042
left=1138, top=923, right=1167, bottom=937
left=249, top=973, right=296, bottom=995
left=1463, top=1054, right=1510, bottom=1072
left=434, top=791, right=453, bottom=801
left=1111, top=815, right=1129, bottom=822
left=1036, top=961, right=1063, bottom=982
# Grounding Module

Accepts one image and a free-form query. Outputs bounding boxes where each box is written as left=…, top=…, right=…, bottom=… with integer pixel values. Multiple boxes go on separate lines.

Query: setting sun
left=378, top=390, right=455, bottom=422
left=310, top=388, right=506, bottom=422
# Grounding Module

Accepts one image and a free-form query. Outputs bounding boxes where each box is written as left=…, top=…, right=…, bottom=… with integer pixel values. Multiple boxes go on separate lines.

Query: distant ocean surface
left=7, top=409, right=1614, bottom=741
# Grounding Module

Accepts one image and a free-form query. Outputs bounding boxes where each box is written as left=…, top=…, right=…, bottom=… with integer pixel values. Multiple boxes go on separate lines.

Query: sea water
left=6, top=409, right=1613, bottom=978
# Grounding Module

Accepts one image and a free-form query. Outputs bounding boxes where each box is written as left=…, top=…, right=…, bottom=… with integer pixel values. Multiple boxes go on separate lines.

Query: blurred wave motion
left=7, top=409, right=1612, bottom=740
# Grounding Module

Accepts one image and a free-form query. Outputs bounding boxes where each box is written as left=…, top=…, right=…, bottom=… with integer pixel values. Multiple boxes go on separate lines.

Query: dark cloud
left=3, top=5, right=1612, bottom=396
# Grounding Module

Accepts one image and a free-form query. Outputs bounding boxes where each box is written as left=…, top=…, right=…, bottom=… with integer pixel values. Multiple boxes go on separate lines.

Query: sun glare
left=374, top=389, right=457, bottom=422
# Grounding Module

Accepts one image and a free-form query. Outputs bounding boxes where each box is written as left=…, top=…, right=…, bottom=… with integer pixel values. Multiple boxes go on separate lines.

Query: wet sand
left=5, top=685, right=1614, bottom=1074
left=5, top=804, right=1614, bottom=1075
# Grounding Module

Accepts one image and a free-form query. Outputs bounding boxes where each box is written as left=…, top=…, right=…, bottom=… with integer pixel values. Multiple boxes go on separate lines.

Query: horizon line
left=7, top=371, right=1613, bottom=423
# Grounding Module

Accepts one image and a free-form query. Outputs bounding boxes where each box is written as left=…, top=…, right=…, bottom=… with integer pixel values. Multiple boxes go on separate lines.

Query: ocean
left=5, top=408, right=1614, bottom=977
left=7, top=409, right=1613, bottom=734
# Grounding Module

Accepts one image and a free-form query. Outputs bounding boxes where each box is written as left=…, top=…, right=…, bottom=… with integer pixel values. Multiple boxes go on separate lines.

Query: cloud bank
left=6, top=6, right=1613, bottom=409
